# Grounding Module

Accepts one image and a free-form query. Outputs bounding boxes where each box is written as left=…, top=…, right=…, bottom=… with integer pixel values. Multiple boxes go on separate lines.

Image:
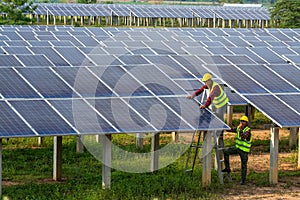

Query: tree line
left=0, top=0, right=300, bottom=27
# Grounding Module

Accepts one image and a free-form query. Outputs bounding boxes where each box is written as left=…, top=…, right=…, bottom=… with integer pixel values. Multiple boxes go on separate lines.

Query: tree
left=270, top=0, right=300, bottom=28
left=77, top=0, right=97, bottom=3
left=0, top=0, right=37, bottom=23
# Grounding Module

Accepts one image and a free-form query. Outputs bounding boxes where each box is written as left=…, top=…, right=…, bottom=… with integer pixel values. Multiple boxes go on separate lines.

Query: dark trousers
left=224, top=146, right=248, bottom=181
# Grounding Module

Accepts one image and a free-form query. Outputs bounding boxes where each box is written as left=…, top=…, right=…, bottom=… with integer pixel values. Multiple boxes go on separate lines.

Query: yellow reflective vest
left=210, top=82, right=228, bottom=108
left=235, top=126, right=252, bottom=153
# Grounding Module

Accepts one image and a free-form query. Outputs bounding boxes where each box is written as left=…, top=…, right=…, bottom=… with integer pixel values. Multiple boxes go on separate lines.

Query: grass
left=2, top=136, right=222, bottom=200
left=1, top=111, right=299, bottom=199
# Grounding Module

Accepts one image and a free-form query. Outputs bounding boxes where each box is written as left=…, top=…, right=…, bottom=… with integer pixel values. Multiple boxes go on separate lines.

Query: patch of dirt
left=218, top=129, right=300, bottom=199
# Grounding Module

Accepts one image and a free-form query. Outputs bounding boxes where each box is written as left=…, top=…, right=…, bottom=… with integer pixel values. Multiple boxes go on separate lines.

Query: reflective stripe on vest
left=235, top=126, right=252, bottom=153
left=209, top=82, right=228, bottom=108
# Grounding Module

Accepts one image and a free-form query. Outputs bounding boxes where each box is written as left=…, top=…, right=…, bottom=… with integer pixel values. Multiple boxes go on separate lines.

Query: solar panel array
left=33, top=3, right=270, bottom=20
left=1, top=26, right=300, bottom=139
left=0, top=26, right=235, bottom=138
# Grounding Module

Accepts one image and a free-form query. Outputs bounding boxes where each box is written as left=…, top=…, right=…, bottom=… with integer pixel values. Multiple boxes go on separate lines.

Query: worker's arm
left=200, top=84, right=221, bottom=108
left=241, top=129, right=251, bottom=141
left=186, top=85, right=207, bottom=99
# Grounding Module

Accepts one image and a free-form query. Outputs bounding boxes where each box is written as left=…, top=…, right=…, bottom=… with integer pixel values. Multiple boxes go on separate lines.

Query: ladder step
left=190, top=144, right=202, bottom=148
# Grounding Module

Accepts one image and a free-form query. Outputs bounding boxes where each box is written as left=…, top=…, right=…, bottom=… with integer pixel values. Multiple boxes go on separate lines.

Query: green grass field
left=2, top=120, right=299, bottom=200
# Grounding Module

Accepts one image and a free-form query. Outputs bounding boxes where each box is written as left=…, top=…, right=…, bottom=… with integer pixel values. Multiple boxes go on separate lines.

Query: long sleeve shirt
left=227, top=125, right=251, bottom=141
left=192, top=83, right=221, bottom=107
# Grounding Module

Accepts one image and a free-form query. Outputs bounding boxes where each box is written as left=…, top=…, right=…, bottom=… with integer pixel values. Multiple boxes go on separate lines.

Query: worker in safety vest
left=186, top=73, right=228, bottom=142
left=222, top=115, right=252, bottom=185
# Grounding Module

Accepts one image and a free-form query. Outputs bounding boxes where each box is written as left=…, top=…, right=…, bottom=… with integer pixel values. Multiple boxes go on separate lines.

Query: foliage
left=219, top=0, right=243, bottom=3
left=0, top=0, right=37, bottom=23
left=270, top=0, right=300, bottom=28
left=77, top=0, right=97, bottom=3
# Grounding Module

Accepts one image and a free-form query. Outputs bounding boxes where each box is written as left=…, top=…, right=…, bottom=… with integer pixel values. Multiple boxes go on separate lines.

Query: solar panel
left=268, top=64, right=300, bottom=89
left=124, top=64, right=186, bottom=96
left=3, top=47, right=32, bottom=54
left=29, top=47, right=70, bottom=66
left=0, top=68, right=40, bottom=98
left=49, top=99, right=117, bottom=134
left=0, top=101, right=36, bottom=137
left=16, top=54, right=54, bottom=67
left=160, top=97, right=228, bottom=130
left=236, top=64, right=299, bottom=93
left=9, top=100, right=76, bottom=135
left=244, top=95, right=300, bottom=127
left=89, top=66, right=151, bottom=97
left=0, top=55, right=23, bottom=67
left=16, top=68, right=75, bottom=98
left=209, top=64, right=267, bottom=94
left=277, top=94, right=300, bottom=113
left=88, top=98, right=156, bottom=133
left=53, top=67, right=114, bottom=97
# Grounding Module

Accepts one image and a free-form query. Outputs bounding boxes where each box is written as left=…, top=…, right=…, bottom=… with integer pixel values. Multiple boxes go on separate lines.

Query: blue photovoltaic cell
left=9, top=100, right=76, bottom=135
left=128, top=47, right=156, bottom=55
left=89, top=66, right=151, bottom=97
left=0, top=101, right=35, bottom=137
left=89, top=98, right=155, bottom=133
left=284, top=55, right=300, bottom=64
left=250, top=47, right=286, bottom=64
left=127, top=97, right=192, bottom=131
left=3, top=47, right=32, bottom=54
left=211, top=64, right=267, bottom=94
left=171, top=55, right=207, bottom=78
left=0, top=68, right=40, bottom=98
left=160, top=97, right=229, bottom=130
left=145, top=55, right=194, bottom=78
left=118, top=55, right=149, bottom=65
left=245, top=95, right=300, bottom=127
left=264, top=64, right=300, bottom=90
left=55, top=35, right=84, bottom=46
left=227, top=47, right=267, bottom=64
left=49, top=99, right=117, bottom=134
left=0, top=55, right=23, bottom=67
left=174, top=79, right=203, bottom=91
left=16, top=68, right=75, bottom=98
left=55, top=47, right=94, bottom=66
left=224, top=88, right=248, bottom=106
left=277, top=94, right=300, bottom=114
left=125, top=64, right=186, bottom=96
left=206, top=47, right=233, bottom=55
left=54, top=67, right=114, bottom=97
left=4, top=40, right=29, bottom=47
left=29, top=47, right=70, bottom=66
left=224, top=55, right=256, bottom=64
left=197, top=55, right=230, bottom=65
left=236, top=64, right=298, bottom=93
left=16, top=55, right=54, bottom=67
left=88, top=55, right=123, bottom=66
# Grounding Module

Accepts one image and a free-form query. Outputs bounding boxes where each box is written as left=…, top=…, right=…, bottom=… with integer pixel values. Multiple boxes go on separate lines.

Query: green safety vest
left=235, top=126, right=252, bottom=153
left=209, top=82, right=228, bottom=108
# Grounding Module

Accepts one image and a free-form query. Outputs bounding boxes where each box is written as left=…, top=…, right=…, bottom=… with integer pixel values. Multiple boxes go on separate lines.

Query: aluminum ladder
left=213, top=130, right=232, bottom=184
left=184, top=131, right=203, bottom=173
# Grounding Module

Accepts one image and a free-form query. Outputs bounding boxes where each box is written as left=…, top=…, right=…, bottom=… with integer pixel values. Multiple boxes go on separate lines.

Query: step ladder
left=213, top=130, right=232, bottom=184
left=184, top=130, right=232, bottom=184
left=184, top=131, right=203, bottom=173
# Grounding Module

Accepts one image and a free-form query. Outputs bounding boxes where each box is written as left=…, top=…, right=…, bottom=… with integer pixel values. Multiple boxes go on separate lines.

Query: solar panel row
left=0, top=26, right=300, bottom=131
left=33, top=3, right=270, bottom=20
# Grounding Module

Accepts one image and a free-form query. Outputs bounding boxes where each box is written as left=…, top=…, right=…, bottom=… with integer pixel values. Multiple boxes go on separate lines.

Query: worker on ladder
left=222, top=116, right=252, bottom=185
left=186, top=72, right=228, bottom=144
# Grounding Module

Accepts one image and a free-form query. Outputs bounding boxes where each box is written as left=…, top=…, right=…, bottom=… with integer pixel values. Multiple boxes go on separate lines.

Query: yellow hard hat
left=202, top=73, right=212, bottom=82
left=240, top=116, right=249, bottom=122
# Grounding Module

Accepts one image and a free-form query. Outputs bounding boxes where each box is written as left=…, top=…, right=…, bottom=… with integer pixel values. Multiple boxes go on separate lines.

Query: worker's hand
left=200, top=105, right=206, bottom=109
left=186, top=95, right=193, bottom=99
